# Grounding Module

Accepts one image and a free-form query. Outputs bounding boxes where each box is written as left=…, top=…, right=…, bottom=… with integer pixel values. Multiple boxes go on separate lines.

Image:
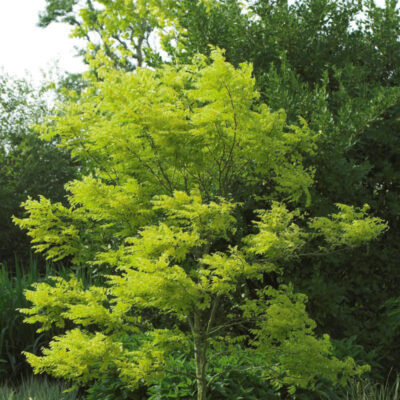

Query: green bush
left=85, top=370, right=147, bottom=400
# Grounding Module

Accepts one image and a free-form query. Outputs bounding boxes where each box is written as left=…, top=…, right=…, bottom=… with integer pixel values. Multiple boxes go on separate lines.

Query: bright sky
left=0, top=0, right=86, bottom=82
left=0, top=0, right=389, bottom=83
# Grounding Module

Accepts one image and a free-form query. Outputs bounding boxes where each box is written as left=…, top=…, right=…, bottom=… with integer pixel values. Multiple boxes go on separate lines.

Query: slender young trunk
left=194, top=336, right=207, bottom=400
left=193, top=313, right=208, bottom=400
left=191, top=299, right=219, bottom=400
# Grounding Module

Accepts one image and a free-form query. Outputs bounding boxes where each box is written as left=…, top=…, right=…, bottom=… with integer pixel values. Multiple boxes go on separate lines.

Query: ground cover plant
left=0, top=376, right=77, bottom=400
left=14, top=49, right=387, bottom=399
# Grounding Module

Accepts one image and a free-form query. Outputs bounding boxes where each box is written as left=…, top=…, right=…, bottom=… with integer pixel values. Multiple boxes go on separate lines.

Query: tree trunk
left=193, top=314, right=208, bottom=400
left=195, top=341, right=207, bottom=400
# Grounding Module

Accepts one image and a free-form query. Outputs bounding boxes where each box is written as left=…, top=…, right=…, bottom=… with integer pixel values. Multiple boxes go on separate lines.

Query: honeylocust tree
left=38, top=0, right=400, bottom=372
left=15, top=51, right=386, bottom=399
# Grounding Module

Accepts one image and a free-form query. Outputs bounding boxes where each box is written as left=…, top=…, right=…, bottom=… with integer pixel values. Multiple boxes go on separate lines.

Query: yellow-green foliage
left=309, top=204, right=388, bottom=248
left=242, top=286, right=369, bottom=392
left=244, top=202, right=308, bottom=261
left=15, top=50, right=387, bottom=397
left=25, top=329, right=123, bottom=384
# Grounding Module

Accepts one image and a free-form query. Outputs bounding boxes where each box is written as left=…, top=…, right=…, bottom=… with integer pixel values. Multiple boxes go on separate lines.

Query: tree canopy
left=36, top=2, right=400, bottom=373
left=15, top=50, right=387, bottom=399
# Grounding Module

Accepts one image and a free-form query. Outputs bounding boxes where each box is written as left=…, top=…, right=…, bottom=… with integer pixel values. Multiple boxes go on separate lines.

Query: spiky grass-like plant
left=346, top=375, right=400, bottom=400
left=0, top=376, right=77, bottom=400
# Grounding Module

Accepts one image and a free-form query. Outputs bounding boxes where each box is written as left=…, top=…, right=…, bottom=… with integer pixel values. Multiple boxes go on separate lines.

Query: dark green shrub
left=85, top=371, right=147, bottom=400
left=0, top=259, right=49, bottom=381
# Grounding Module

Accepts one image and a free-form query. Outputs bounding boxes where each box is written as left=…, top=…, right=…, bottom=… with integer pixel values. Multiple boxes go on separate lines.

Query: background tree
left=15, top=51, right=386, bottom=399
left=0, top=74, right=76, bottom=266
left=37, top=0, right=174, bottom=70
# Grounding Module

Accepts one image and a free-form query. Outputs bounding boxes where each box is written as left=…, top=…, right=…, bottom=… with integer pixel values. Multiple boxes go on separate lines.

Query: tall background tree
left=0, top=74, right=76, bottom=266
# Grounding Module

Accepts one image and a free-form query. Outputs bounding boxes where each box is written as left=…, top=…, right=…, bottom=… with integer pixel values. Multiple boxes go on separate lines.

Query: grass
left=346, top=375, right=400, bottom=400
left=0, top=376, right=78, bottom=400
